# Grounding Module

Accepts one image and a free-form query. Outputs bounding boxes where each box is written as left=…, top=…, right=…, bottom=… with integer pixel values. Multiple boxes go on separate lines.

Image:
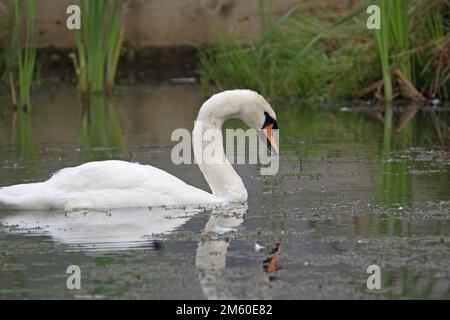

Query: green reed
left=198, top=4, right=376, bottom=100
left=389, top=0, right=411, bottom=81
left=373, top=0, right=393, bottom=102
left=105, top=2, right=125, bottom=92
left=9, top=0, right=36, bottom=110
left=374, top=0, right=449, bottom=101
left=199, top=0, right=448, bottom=101
left=73, top=0, right=124, bottom=94
left=412, top=0, right=449, bottom=99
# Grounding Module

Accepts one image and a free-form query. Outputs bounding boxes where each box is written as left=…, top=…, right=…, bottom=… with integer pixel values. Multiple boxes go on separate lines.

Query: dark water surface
left=0, top=84, right=449, bottom=299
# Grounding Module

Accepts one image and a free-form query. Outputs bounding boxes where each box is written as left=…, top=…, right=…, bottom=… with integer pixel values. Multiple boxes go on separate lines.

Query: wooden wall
left=0, top=0, right=359, bottom=48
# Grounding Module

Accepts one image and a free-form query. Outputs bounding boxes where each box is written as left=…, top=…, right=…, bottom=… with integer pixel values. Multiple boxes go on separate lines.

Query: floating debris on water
left=254, top=242, right=265, bottom=252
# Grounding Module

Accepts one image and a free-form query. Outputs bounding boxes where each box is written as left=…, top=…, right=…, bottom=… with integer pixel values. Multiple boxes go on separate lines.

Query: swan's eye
left=262, top=111, right=278, bottom=129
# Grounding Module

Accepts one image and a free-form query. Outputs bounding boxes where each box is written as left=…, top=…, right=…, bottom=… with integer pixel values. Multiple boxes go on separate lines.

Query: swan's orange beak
left=262, top=123, right=279, bottom=156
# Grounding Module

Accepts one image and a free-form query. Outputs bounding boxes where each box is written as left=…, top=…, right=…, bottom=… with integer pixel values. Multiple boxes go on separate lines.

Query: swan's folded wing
left=45, top=160, right=219, bottom=209
left=1, top=160, right=219, bottom=210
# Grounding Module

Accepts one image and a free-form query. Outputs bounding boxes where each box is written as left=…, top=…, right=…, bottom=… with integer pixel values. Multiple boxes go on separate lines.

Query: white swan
left=0, top=90, right=278, bottom=210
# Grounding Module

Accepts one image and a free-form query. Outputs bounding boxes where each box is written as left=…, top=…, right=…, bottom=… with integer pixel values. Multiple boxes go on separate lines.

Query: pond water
left=0, top=84, right=449, bottom=299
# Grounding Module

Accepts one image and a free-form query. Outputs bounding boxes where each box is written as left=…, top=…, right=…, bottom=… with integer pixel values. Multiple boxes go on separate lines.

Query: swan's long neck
left=192, top=96, right=248, bottom=202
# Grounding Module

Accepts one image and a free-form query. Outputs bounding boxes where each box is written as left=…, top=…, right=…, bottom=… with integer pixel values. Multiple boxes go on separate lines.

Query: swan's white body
left=0, top=160, right=219, bottom=210
left=0, top=90, right=276, bottom=210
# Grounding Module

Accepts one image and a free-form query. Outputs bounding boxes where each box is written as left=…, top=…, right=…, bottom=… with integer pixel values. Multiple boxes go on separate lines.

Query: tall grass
left=105, top=3, right=125, bottom=91
left=389, top=0, right=411, bottom=81
left=374, top=0, right=449, bottom=101
left=201, top=8, right=380, bottom=99
left=374, top=0, right=393, bottom=102
left=199, top=4, right=379, bottom=100
left=72, top=0, right=124, bottom=94
left=199, top=0, right=448, bottom=101
left=7, top=0, right=36, bottom=110
left=412, top=0, right=449, bottom=99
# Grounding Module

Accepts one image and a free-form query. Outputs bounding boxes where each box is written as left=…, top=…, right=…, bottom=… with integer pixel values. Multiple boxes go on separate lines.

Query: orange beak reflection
left=263, top=243, right=282, bottom=274
left=262, top=124, right=279, bottom=156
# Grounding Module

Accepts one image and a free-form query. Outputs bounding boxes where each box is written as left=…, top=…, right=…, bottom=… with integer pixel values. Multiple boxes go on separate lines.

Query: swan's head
left=230, top=90, right=279, bottom=155
left=198, top=89, right=279, bottom=155
left=200, top=89, right=278, bottom=155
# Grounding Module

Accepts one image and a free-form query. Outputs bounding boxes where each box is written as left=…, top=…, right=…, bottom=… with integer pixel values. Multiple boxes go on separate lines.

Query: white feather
left=254, top=242, right=265, bottom=252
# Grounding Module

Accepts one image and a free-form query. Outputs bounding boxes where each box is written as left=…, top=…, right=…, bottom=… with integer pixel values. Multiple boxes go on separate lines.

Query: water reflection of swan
left=1, top=203, right=279, bottom=299
left=195, top=203, right=276, bottom=300
left=196, top=204, right=247, bottom=271
left=0, top=206, right=206, bottom=251
left=0, top=90, right=278, bottom=210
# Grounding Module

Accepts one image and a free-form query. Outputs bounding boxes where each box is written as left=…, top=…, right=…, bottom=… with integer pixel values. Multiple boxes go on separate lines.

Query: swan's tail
left=0, top=182, right=60, bottom=210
